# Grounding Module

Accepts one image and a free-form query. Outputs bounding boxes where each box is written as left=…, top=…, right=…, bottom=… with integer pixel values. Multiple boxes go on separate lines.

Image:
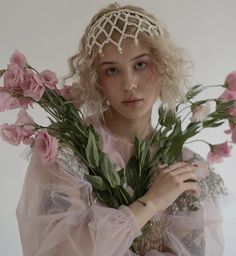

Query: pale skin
left=98, top=39, right=201, bottom=229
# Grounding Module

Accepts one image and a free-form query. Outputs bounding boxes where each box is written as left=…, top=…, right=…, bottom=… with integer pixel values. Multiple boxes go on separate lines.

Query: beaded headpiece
left=85, top=8, right=164, bottom=56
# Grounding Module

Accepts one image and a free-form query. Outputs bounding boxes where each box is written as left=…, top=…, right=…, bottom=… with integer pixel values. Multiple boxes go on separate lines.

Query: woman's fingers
left=147, top=162, right=203, bottom=211
left=164, top=170, right=199, bottom=189
left=165, top=162, right=186, bottom=171
left=164, top=164, right=201, bottom=193
left=165, top=163, right=198, bottom=176
left=177, top=171, right=199, bottom=182
left=183, top=181, right=202, bottom=194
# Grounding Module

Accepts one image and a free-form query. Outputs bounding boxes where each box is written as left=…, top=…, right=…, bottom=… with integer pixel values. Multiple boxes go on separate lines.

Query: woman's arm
left=129, top=162, right=201, bottom=230
left=16, top=151, right=141, bottom=256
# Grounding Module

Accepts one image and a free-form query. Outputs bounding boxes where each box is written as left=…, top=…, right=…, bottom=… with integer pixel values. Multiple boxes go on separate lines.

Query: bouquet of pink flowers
left=1, top=50, right=236, bottom=209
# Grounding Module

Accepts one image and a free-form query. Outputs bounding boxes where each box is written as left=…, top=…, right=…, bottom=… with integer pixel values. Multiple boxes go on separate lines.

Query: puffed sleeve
left=16, top=147, right=141, bottom=256
left=162, top=196, right=224, bottom=256
left=160, top=148, right=226, bottom=256
left=132, top=148, right=226, bottom=256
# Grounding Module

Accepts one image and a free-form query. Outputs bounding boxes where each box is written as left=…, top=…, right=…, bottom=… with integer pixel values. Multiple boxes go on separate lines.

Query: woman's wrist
left=128, top=196, right=161, bottom=229
left=139, top=195, right=161, bottom=212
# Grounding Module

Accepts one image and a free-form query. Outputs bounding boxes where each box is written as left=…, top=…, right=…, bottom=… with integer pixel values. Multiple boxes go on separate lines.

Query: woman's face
left=98, top=39, right=160, bottom=120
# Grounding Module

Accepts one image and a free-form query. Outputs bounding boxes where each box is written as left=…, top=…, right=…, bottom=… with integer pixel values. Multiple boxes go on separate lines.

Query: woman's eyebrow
left=100, top=61, right=117, bottom=67
left=100, top=53, right=150, bottom=67
left=131, top=53, right=150, bottom=61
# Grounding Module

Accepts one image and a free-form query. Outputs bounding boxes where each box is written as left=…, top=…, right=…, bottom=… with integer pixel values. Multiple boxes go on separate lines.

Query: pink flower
left=0, top=90, right=20, bottom=111
left=225, top=123, right=236, bottom=144
left=0, top=109, right=36, bottom=145
left=225, top=70, right=236, bottom=91
left=17, top=97, right=32, bottom=109
left=0, top=124, right=22, bottom=145
left=15, top=109, right=35, bottom=132
left=219, top=89, right=236, bottom=102
left=190, top=102, right=211, bottom=122
left=0, top=87, right=32, bottom=110
left=21, top=71, right=45, bottom=101
left=228, top=108, right=236, bottom=118
left=39, top=70, right=58, bottom=90
left=60, top=85, right=81, bottom=109
left=0, top=86, right=32, bottom=111
left=227, top=102, right=236, bottom=118
left=230, top=125, right=236, bottom=143
left=3, top=63, right=24, bottom=90
left=15, top=109, right=35, bottom=145
left=34, top=130, right=58, bottom=164
left=207, top=141, right=232, bottom=163
left=60, top=85, right=73, bottom=100
left=10, top=50, right=27, bottom=69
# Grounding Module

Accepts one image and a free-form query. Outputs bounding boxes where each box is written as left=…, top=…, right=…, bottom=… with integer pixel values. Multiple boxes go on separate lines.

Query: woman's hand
left=141, top=162, right=201, bottom=212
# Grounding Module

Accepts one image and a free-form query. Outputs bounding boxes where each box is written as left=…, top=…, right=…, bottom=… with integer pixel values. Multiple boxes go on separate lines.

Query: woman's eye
left=135, top=61, right=146, bottom=70
left=106, top=67, right=119, bottom=76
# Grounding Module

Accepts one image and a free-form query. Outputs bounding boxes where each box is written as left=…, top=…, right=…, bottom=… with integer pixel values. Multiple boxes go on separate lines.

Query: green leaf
left=85, top=175, right=106, bottom=191
left=158, top=107, right=178, bottom=127
left=125, top=156, right=139, bottom=189
left=95, top=190, right=119, bottom=208
left=47, top=116, right=58, bottom=126
left=140, top=140, right=148, bottom=163
left=118, top=168, right=125, bottom=186
left=216, top=100, right=235, bottom=111
left=74, top=122, right=87, bottom=137
left=186, top=122, right=198, bottom=130
left=134, top=136, right=141, bottom=159
left=119, top=187, right=133, bottom=205
left=144, top=147, right=151, bottom=164
left=203, top=119, right=225, bottom=128
left=85, top=129, right=99, bottom=167
left=146, top=146, right=162, bottom=168
left=164, top=138, right=184, bottom=163
left=185, top=84, right=203, bottom=99
left=158, top=106, right=167, bottom=126
left=191, top=100, right=209, bottom=110
left=168, top=121, right=182, bottom=138
left=134, top=137, right=150, bottom=166
left=100, top=154, right=120, bottom=188
left=185, top=122, right=200, bottom=135
left=209, top=112, right=230, bottom=119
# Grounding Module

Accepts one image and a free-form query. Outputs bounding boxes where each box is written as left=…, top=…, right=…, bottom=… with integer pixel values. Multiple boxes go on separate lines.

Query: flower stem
left=185, top=139, right=211, bottom=146
left=200, top=84, right=224, bottom=89
left=25, top=64, right=39, bottom=75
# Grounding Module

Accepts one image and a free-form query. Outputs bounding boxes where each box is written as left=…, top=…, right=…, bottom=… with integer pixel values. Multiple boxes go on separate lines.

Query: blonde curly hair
left=65, top=3, right=192, bottom=123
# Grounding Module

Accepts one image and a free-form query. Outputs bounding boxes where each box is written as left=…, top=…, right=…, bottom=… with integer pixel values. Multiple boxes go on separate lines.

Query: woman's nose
left=122, top=71, right=138, bottom=91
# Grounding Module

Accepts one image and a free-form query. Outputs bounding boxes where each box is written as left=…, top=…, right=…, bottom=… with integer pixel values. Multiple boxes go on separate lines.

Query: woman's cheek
left=99, top=73, right=109, bottom=88
left=140, top=62, right=157, bottom=82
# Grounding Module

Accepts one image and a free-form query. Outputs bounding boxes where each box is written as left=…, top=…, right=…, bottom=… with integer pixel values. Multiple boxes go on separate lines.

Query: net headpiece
left=85, top=8, right=164, bottom=56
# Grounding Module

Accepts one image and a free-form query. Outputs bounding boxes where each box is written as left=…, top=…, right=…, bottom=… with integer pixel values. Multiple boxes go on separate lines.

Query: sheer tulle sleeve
left=133, top=148, right=226, bottom=256
left=161, top=194, right=224, bottom=256
left=159, top=149, right=225, bottom=256
left=16, top=147, right=141, bottom=256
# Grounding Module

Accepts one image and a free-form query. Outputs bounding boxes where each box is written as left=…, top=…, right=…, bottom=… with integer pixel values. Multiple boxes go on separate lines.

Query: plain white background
left=0, top=0, right=236, bottom=255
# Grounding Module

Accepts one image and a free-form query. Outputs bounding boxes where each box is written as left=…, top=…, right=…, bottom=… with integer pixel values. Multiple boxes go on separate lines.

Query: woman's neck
left=102, top=110, right=154, bottom=143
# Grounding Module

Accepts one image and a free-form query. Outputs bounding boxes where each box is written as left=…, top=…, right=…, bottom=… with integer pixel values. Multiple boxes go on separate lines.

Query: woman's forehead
left=99, top=39, right=150, bottom=63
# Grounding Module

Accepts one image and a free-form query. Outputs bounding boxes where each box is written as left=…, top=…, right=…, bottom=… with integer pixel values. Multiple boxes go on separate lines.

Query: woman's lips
left=121, top=98, right=144, bottom=107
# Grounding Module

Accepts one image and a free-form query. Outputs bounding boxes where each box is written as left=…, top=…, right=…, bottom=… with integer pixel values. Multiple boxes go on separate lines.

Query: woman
left=16, top=3, right=225, bottom=255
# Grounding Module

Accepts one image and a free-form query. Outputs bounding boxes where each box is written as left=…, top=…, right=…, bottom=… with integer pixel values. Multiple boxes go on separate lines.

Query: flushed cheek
left=139, top=62, right=157, bottom=83
left=99, top=74, right=109, bottom=88
left=99, top=74, right=121, bottom=92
